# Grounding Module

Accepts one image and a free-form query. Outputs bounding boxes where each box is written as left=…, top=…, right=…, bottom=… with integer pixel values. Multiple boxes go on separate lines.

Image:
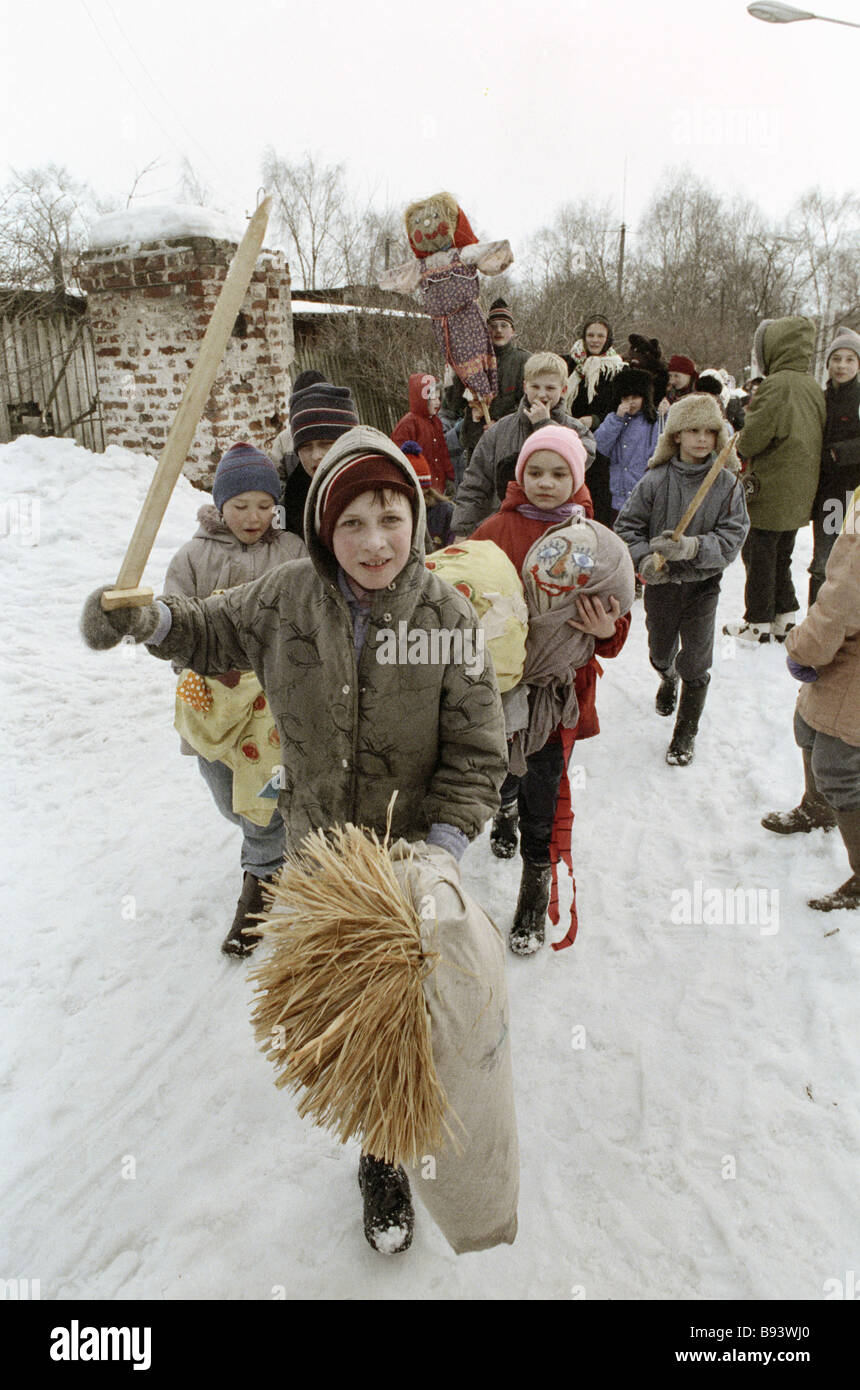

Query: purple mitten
left=787, top=656, right=818, bottom=683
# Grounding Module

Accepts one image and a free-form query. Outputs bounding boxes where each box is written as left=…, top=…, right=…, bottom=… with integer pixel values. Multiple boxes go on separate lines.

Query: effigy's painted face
left=406, top=196, right=457, bottom=256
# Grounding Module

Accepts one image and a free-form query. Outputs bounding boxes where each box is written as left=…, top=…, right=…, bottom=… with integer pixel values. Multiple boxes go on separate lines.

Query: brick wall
left=79, top=235, right=293, bottom=486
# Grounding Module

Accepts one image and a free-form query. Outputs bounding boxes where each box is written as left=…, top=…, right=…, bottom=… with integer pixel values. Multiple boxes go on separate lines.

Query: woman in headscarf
left=562, top=316, right=624, bottom=526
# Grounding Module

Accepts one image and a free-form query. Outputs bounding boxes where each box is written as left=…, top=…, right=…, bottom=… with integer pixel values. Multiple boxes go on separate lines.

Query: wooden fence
left=0, top=298, right=104, bottom=450
left=290, top=344, right=401, bottom=436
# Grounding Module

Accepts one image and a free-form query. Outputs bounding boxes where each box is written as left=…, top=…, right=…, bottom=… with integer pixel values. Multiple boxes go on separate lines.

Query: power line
left=101, top=0, right=227, bottom=185
left=77, top=0, right=184, bottom=163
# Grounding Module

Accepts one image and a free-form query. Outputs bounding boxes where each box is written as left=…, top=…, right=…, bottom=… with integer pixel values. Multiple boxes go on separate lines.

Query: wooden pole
left=652, top=437, right=736, bottom=571
left=101, top=197, right=272, bottom=610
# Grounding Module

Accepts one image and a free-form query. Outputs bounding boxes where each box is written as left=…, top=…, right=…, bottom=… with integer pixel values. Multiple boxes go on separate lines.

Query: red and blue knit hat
left=212, top=443, right=281, bottom=510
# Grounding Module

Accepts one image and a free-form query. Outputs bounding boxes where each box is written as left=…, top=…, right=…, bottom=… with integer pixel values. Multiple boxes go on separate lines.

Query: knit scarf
left=567, top=341, right=625, bottom=403
left=515, top=501, right=585, bottom=524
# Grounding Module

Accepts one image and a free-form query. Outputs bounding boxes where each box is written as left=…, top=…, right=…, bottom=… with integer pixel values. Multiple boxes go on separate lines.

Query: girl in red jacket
left=391, top=373, right=454, bottom=494
left=472, top=425, right=631, bottom=954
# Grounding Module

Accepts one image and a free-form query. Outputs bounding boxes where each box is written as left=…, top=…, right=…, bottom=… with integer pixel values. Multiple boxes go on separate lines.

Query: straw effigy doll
left=378, top=192, right=513, bottom=418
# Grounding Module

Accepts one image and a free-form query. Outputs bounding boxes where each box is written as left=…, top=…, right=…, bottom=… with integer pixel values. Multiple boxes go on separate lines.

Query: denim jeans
left=196, top=755, right=286, bottom=878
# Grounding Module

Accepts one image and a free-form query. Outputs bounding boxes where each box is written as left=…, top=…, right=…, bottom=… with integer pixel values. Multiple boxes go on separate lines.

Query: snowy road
left=2, top=437, right=857, bottom=1300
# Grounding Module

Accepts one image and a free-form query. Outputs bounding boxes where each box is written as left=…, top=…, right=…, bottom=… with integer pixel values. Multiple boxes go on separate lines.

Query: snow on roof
left=88, top=203, right=246, bottom=252
left=291, top=299, right=419, bottom=319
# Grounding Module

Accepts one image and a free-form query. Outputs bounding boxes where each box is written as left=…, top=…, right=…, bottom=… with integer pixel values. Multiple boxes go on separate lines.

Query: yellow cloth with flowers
left=424, top=539, right=527, bottom=692
left=174, top=669, right=281, bottom=827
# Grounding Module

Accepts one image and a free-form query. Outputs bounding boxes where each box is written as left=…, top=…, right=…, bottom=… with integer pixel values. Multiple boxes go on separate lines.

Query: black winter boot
left=761, top=750, right=837, bottom=834
left=808, top=807, right=860, bottom=912
left=358, top=1154, right=414, bottom=1254
left=490, top=799, right=519, bottom=859
left=655, top=663, right=680, bottom=717
left=666, top=682, right=708, bottom=766
left=221, top=871, right=270, bottom=958
left=509, top=857, right=552, bottom=956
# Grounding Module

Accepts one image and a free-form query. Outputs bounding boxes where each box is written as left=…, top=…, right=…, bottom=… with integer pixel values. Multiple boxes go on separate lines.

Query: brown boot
left=221, top=872, right=269, bottom=957
left=808, top=807, right=860, bottom=912
left=762, top=750, right=837, bottom=834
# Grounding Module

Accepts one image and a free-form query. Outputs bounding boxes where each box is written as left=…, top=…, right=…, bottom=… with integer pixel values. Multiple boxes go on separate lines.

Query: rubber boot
left=509, top=857, right=552, bottom=956
left=655, top=662, right=680, bottom=717
left=808, top=807, right=860, bottom=912
left=490, top=798, right=519, bottom=860
left=666, top=682, right=708, bottom=766
left=761, top=750, right=837, bottom=834
left=221, top=871, right=269, bottom=958
left=358, top=1154, right=414, bottom=1254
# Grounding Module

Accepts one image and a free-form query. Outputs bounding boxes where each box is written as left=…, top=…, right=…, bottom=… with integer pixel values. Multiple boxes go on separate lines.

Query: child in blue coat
left=594, top=367, right=661, bottom=524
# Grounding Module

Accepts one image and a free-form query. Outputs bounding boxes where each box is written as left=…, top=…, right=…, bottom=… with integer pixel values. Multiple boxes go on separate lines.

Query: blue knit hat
left=213, top=443, right=281, bottom=510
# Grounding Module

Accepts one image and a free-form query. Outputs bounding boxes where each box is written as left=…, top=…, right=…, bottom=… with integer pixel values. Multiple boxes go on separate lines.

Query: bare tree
left=783, top=188, right=860, bottom=373
left=261, top=149, right=358, bottom=290
left=0, top=164, right=108, bottom=293
left=177, top=154, right=212, bottom=208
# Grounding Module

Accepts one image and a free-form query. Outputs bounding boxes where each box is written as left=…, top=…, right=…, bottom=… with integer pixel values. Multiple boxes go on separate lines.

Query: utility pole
left=616, top=157, right=628, bottom=301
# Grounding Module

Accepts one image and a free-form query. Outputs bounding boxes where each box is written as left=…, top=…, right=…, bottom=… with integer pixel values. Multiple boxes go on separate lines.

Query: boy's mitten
left=649, top=530, right=699, bottom=561
left=638, top=554, right=672, bottom=585
left=786, top=656, right=818, bottom=684
left=80, top=586, right=161, bottom=650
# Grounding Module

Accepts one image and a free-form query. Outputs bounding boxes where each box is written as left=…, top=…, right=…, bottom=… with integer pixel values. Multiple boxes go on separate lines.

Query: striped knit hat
left=315, top=454, right=415, bottom=552
left=289, top=381, right=359, bottom=452
left=487, top=298, right=514, bottom=327
left=212, top=443, right=281, bottom=510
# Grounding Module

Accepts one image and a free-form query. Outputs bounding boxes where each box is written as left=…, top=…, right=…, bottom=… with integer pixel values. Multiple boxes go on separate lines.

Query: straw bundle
left=249, top=820, right=457, bottom=1167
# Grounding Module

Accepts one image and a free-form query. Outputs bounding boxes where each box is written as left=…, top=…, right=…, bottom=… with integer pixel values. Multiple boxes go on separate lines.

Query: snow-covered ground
left=1, top=436, right=857, bottom=1301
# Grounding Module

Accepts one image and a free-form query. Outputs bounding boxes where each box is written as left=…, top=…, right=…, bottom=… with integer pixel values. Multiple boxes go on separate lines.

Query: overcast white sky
left=3, top=0, right=858, bottom=268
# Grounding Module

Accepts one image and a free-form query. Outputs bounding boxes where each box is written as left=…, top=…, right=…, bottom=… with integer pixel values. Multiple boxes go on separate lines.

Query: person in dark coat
left=809, top=328, right=860, bottom=605
left=279, top=381, right=359, bottom=537
left=562, top=316, right=625, bottom=526
left=626, top=334, right=670, bottom=412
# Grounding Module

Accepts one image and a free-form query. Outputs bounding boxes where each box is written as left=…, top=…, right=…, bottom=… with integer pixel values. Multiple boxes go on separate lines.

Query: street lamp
left=748, top=3, right=860, bottom=27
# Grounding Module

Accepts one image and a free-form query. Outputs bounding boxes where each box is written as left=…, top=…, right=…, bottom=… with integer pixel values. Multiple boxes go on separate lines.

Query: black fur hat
left=612, top=365, right=656, bottom=419
left=627, top=334, right=663, bottom=366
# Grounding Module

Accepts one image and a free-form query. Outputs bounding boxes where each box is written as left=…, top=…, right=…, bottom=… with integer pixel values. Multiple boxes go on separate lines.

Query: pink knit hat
left=515, top=426, right=587, bottom=492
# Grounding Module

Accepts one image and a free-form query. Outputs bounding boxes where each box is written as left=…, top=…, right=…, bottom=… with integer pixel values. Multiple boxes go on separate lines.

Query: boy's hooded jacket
left=786, top=488, right=860, bottom=747
left=150, top=426, right=508, bottom=848
left=451, top=401, right=597, bottom=535
left=391, top=374, right=454, bottom=493
left=615, top=397, right=749, bottom=582
left=736, top=317, right=826, bottom=530
left=163, top=505, right=305, bottom=599
left=817, top=373, right=860, bottom=507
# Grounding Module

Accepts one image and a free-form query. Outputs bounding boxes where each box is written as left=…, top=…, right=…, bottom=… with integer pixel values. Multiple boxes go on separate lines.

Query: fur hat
left=649, top=393, right=731, bottom=468
left=627, top=334, right=663, bottom=367
left=612, top=365, right=655, bottom=411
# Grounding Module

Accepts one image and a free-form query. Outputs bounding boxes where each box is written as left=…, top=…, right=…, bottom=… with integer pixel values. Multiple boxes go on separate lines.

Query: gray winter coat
left=163, top=505, right=306, bottom=600
left=451, top=400, right=597, bottom=535
left=614, top=453, right=750, bottom=582
left=149, top=427, right=508, bottom=849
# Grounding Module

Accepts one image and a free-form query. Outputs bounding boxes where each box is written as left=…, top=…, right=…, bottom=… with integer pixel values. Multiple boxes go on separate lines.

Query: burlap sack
left=390, top=841, right=519, bottom=1254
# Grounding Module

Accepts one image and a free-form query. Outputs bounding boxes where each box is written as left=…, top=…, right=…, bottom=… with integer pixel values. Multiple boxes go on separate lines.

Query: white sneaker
left=722, top=619, right=771, bottom=644
left=772, top=611, right=798, bottom=642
